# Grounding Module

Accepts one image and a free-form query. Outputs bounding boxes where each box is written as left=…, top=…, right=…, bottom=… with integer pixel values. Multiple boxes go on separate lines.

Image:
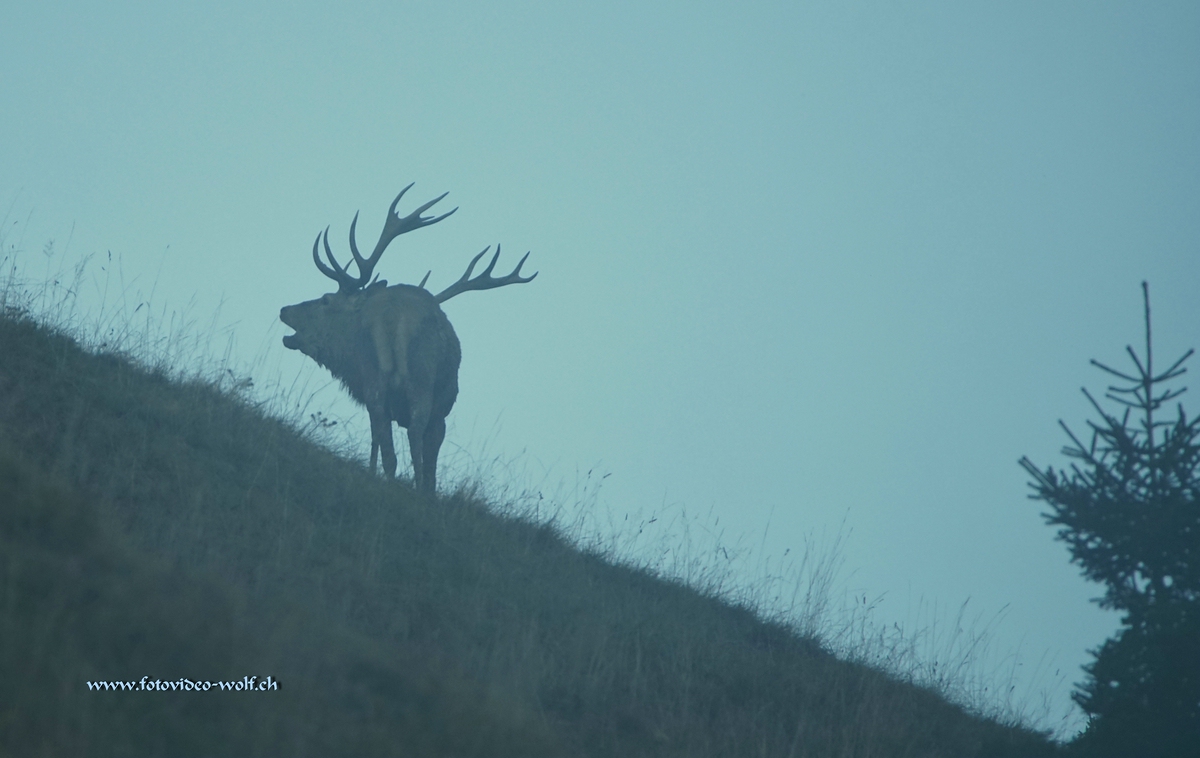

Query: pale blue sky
left=4, top=1, right=1199, bottom=737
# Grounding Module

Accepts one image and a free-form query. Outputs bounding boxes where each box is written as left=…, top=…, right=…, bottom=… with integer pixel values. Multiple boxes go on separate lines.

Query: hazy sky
left=5, top=1, right=1199, bottom=737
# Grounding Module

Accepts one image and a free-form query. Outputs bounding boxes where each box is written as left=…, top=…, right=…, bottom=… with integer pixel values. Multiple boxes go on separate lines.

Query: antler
left=434, top=245, right=538, bottom=303
left=312, top=183, right=457, bottom=293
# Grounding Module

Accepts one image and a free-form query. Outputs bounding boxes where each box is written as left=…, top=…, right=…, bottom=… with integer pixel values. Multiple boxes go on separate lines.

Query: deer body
left=280, top=184, right=534, bottom=494
left=281, top=282, right=461, bottom=488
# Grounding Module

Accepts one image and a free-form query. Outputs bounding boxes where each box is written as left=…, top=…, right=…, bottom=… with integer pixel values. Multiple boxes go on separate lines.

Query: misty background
left=4, top=1, right=1198, bottom=737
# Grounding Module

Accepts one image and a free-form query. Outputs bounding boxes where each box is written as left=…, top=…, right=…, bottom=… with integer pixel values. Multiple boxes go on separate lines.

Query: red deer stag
left=279, top=184, right=536, bottom=493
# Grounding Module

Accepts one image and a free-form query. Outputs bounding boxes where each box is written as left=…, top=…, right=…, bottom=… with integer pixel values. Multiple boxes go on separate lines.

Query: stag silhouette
left=279, top=184, right=536, bottom=493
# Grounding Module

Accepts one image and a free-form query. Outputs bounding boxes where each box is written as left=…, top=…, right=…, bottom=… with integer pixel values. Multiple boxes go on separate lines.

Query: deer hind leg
left=422, top=414, right=446, bottom=495
left=368, top=406, right=397, bottom=477
left=406, top=399, right=434, bottom=493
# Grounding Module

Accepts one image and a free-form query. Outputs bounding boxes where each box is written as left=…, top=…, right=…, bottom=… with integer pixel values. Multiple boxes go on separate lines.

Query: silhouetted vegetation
left=0, top=296, right=1059, bottom=755
left=1021, top=283, right=1200, bottom=757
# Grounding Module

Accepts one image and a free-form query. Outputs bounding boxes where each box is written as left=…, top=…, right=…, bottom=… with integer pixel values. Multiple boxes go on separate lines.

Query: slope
left=0, top=309, right=1059, bottom=757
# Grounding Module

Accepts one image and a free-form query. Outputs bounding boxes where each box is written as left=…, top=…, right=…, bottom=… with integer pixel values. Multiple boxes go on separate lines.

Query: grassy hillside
left=0, top=307, right=1060, bottom=757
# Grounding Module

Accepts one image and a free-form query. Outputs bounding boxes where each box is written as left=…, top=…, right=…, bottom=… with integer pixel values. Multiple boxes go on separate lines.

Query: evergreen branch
left=1156, top=387, right=1187, bottom=405
left=1081, top=388, right=1123, bottom=434
left=1104, top=385, right=1140, bottom=395
left=1017, top=455, right=1051, bottom=490
left=1102, top=394, right=1143, bottom=409
left=1126, top=344, right=1149, bottom=380
left=1154, top=347, right=1193, bottom=382
left=1090, top=358, right=1140, bottom=383
left=1060, top=418, right=1101, bottom=465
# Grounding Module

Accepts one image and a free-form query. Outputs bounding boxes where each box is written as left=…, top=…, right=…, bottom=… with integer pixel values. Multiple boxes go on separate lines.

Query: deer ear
left=369, top=279, right=388, bottom=289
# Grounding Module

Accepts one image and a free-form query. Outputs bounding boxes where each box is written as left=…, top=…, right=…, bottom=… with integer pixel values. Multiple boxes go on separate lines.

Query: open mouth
left=280, top=307, right=299, bottom=349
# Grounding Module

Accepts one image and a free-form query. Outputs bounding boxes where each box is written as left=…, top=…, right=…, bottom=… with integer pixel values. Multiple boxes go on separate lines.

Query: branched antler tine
left=419, top=271, right=431, bottom=289
left=353, top=187, right=459, bottom=285
left=431, top=247, right=490, bottom=301
left=478, top=245, right=537, bottom=285
left=390, top=191, right=457, bottom=237
left=465, top=246, right=494, bottom=279
left=477, top=246, right=502, bottom=277
left=434, top=244, right=538, bottom=303
left=391, top=191, right=456, bottom=233
left=311, top=227, right=357, bottom=291
left=424, top=205, right=458, bottom=228
left=409, top=190, right=445, bottom=216
left=391, top=182, right=415, bottom=208
left=321, top=228, right=363, bottom=292
left=347, top=210, right=367, bottom=271
left=508, top=251, right=537, bottom=282
left=321, top=228, right=349, bottom=277
left=348, top=205, right=393, bottom=285
left=352, top=184, right=414, bottom=270
left=311, top=232, right=329, bottom=275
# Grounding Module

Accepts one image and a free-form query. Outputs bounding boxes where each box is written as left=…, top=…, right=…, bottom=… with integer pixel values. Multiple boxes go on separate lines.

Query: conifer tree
left=1019, top=283, right=1199, bottom=756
